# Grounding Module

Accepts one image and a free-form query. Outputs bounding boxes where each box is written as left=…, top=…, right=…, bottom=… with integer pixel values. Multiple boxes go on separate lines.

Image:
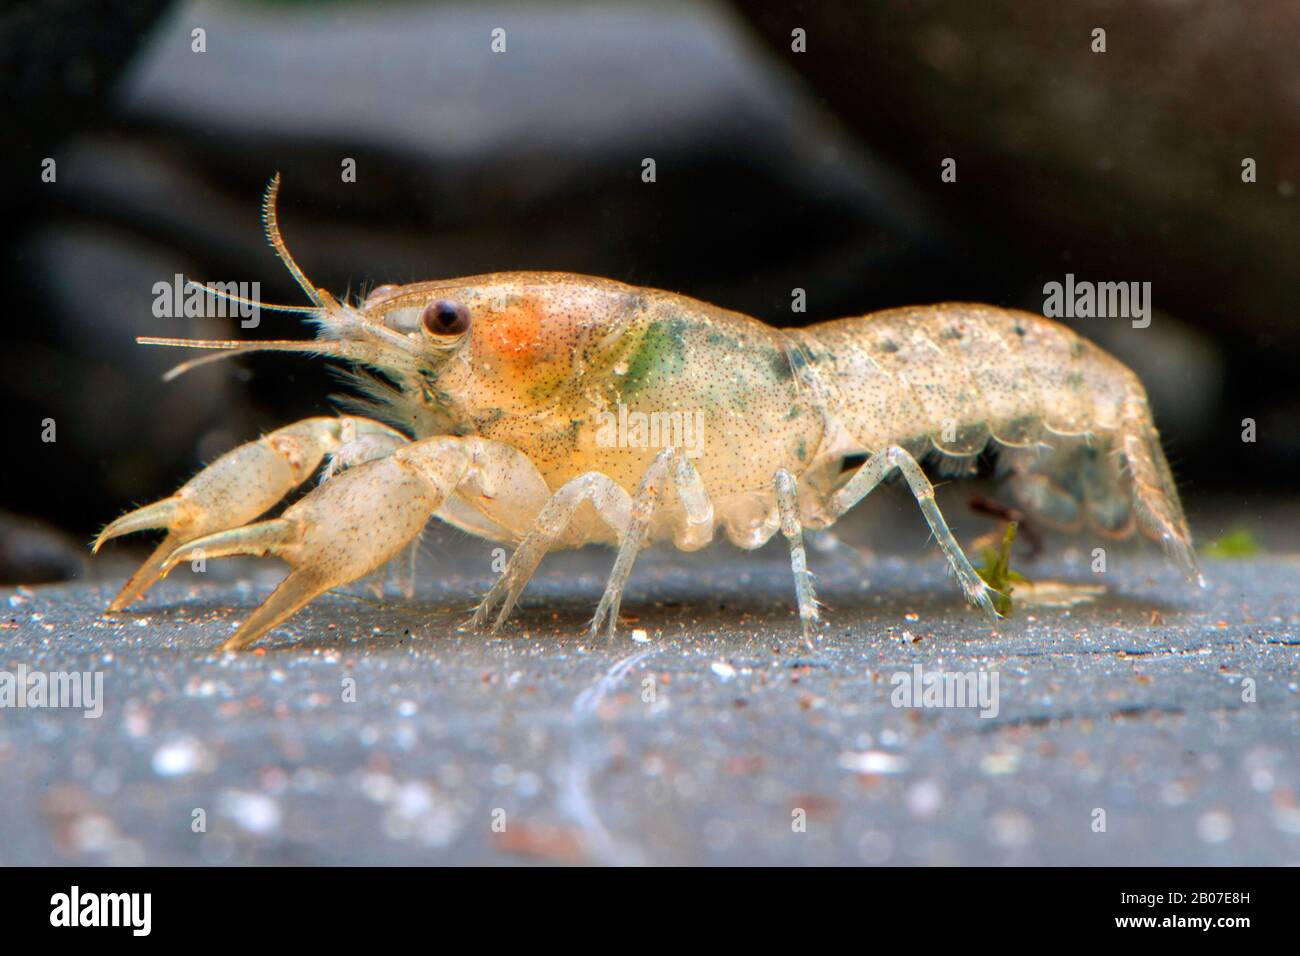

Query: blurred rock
left=0, top=510, right=87, bottom=584
left=738, top=0, right=1300, bottom=349
left=104, top=0, right=942, bottom=310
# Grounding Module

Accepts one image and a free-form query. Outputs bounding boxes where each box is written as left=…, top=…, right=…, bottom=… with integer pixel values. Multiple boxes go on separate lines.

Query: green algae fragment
left=976, top=521, right=1029, bottom=616
left=1204, top=526, right=1260, bottom=559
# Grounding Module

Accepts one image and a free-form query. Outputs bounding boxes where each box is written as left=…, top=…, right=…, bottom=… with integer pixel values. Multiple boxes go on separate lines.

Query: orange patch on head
left=473, top=295, right=576, bottom=403
left=481, top=298, right=544, bottom=365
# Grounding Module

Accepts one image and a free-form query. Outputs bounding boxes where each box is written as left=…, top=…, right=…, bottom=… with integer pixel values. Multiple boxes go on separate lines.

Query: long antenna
left=138, top=336, right=375, bottom=382
left=262, top=172, right=324, bottom=307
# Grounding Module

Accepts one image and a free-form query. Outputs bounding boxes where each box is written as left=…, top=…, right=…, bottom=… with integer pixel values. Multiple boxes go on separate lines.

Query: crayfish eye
left=421, top=299, right=471, bottom=336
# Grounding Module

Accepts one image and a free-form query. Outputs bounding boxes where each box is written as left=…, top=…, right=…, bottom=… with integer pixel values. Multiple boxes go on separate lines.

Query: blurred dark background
left=4, top=0, right=1298, bottom=583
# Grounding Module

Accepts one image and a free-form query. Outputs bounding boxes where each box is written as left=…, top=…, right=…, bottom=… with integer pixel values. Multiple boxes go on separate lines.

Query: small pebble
left=151, top=738, right=207, bottom=777
left=1196, top=809, right=1234, bottom=844
left=838, top=750, right=908, bottom=775
left=219, top=789, right=282, bottom=836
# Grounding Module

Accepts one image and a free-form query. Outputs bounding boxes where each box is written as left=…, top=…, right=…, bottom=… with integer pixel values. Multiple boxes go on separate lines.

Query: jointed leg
left=393, top=537, right=420, bottom=600
left=159, top=437, right=470, bottom=650
left=829, top=446, right=999, bottom=619
left=323, top=420, right=415, bottom=598
left=470, top=472, right=632, bottom=632
left=774, top=469, right=820, bottom=644
left=150, top=436, right=537, bottom=651
left=95, top=416, right=406, bottom=610
left=469, top=448, right=713, bottom=638
left=589, top=450, right=712, bottom=639
left=320, top=417, right=408, bottom=483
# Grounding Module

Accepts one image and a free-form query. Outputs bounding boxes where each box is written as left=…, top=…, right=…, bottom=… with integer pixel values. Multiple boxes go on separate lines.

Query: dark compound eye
left=421, top=299, right=471, bottom=336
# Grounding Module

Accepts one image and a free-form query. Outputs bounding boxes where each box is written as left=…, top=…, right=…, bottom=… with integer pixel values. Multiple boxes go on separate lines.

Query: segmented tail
left=1121, top=391, right=1201, bottom=584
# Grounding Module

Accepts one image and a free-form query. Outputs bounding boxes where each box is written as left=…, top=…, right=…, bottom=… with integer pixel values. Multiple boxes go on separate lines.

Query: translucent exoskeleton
left=94, top=176, right=1201, bottom=651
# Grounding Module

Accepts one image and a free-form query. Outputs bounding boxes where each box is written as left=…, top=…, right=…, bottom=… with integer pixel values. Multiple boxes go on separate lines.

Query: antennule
left=184, top=281, right=323, bottom=316
left=262, top=172, right=325, bottom=307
